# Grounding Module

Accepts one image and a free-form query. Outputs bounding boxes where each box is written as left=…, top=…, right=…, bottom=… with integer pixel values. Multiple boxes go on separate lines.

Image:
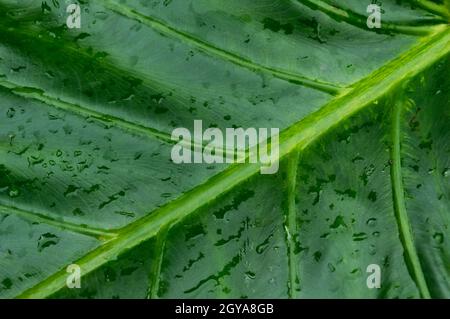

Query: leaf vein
left=296, top=0, right=445, bottom=35
left=390, top=95, right=431, bottom=298
left=16, top=26, right=450, bottom=300
left=0, top=203, right=117, bottom=239
left=98, top=0, right=343, bottom=95
left=285, top=149, right=300, bottom=298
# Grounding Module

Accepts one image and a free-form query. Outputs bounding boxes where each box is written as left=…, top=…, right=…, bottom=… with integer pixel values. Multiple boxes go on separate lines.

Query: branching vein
left=286, top=149, right=300, bottom=298
left=0, top=203, right=117, bottom=239
left=16, top=27, right=450, bottom=299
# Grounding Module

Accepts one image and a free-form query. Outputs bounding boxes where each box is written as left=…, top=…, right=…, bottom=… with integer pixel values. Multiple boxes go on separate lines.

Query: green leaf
left=0, top=0, right=448, bottom=298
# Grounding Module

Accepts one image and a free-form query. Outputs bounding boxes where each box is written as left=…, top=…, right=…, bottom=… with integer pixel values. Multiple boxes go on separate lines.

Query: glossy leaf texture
left=0, top=0, right=449, bottom=298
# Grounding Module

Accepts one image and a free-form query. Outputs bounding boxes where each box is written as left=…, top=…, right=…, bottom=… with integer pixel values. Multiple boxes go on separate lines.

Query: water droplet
left=64, top=185, right=79, bottom=197
left=37, top=233, right=60, bottom=252
left=330, top=215, right=347, bottom=229
left=433, top=232, right=444, bottom=244
left=353, top=232, right=368, bottom=241
left=366, top=218, right=377, bottom=227
left=72, top=208, right=85, bottom=216
left=184, top=224, right=206, bottom=241
left=327, top=263, right=335, bottom=272
left=256, top=235, right=273, bottom=254
left=245, top=271, right=256, bottom=280
left=8, top=187, right=20, bottom=198
left=368, top=191, right=377, bottom=202
left=262, top=17, right=294, bottom=35
left=350, top=268, right=361, bottom=275
left=352, top=155, right=364, bottom=163
left=11, top=66, right=26, bottom=72
left=313, top=251, right=322, bottom=262
left=360, top=164, right=375, bottom=185
left=6, top=108, right=15, bottom=118
left=1, top=278, right=12, bottom=289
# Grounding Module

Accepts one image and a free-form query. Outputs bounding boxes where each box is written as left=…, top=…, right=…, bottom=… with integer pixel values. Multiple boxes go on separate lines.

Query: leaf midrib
left=16, top=26, right=450, bottom=299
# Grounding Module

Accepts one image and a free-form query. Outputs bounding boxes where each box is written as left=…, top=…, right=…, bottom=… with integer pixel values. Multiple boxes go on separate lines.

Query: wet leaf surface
left=0, top=0, right=449, bottom=298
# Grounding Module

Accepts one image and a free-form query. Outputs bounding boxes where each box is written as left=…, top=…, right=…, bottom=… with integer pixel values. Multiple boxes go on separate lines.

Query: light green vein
left=146, top=226, right=168, bottom=299
left=0, top=79, right=172, bottom=143
left=0, top=79, right=243, bottom=157
left=297, top=0, right=446, bottom=35
left=390, top=96, right=431, bottom=298
left=0, top=1, right=342, bottom=95
left=408, top=0, right=450, bottom=19
left=16, top=27, right=450, bottom=299
left=98, top=0, right=343, bottom=95
left=286, top=149, right=300, bottom=298
left=0, top=203, right=117, bottom=240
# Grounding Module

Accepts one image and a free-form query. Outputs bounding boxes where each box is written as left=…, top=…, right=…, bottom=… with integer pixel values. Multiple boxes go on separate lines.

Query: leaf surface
left=0, top=0, right=449, bottom=298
